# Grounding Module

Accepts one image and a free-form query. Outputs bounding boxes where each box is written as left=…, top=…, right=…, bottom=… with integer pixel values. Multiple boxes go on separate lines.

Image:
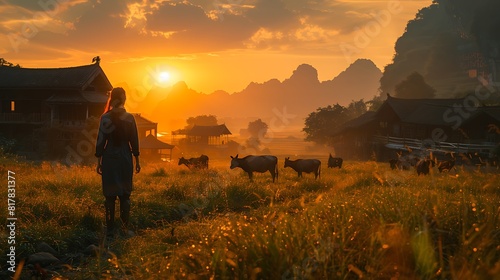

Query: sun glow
left=158, top=71, right=171, bottom=83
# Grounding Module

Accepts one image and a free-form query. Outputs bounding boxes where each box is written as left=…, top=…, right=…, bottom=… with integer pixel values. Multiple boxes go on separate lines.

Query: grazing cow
left=178, top=155, right=209, bottom=169
left=437, top=159, right=455, bottom=173
left=415, top=158, right=435, bottom=176
left=389, top=159, right=398, bottom=170
left=487, top=155, right=498, bottom=168
left=230, top=154, right=278, bottom=182
left=284, top=157, right=321, bottom=179
left=389, top=158, right=410, bottom=170
left=458, top=152, right=488, bottom=168
left=328, top=154, right=343, bottom=168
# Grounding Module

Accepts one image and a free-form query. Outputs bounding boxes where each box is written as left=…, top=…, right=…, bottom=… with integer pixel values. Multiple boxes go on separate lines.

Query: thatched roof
left=132, top=113, right=157, bottom=129
left=379, top=95, right=470, bottom=126
left=379, top=95, right=500, bottom=126
left=332, top=95, right=500, bottom=136
left=187, top=124, right=232, bottom=136
left=140, top=134, right=174, bottom=149
left=331, top=111, right=377, bottom=136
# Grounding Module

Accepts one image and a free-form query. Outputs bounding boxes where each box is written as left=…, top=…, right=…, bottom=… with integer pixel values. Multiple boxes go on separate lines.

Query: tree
left=247, top=119, right=268, bottom=139
left=0, top=58, right=20, bottom=67
left=185, top=115, right=218, bottom=129
left=244, top=119, right=269, bottom=151
left=394, top=72, right=436, bottom=99
left=346, top=99, right=368, bottom=119
left=303, top=100, right=368, bottom=145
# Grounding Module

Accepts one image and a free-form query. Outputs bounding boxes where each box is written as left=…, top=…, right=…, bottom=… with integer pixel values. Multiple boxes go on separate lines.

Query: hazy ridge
left=120, top=59, right=382, bottom=132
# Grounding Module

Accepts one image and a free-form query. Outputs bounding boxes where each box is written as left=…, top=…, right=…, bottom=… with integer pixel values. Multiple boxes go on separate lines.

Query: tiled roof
left=0, top=64, right=112, bottom=90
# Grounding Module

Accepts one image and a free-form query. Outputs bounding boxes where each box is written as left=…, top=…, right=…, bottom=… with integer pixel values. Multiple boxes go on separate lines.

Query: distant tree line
left=0, top=58, right=21, bottom=67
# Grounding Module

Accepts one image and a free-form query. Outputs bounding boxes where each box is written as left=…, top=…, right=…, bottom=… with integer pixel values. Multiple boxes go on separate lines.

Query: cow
left=230, top=154, right=278, bottom=182
left=415, top=158, right=435, bottom=176
left=389, top=158, right=410, bottom=170
left=389, top=158, right=398, bottom=170
left=461, top=152, right=486, bottom=167
left=328, top=154, right=343, bottom=168
left=437, top=159, right=455, bottom=173
left=284, top=157, right=321, bottom=179
left=178, top=155, right=209, bottom=169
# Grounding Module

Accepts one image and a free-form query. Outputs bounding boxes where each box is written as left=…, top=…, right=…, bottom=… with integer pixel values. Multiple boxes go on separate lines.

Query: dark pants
left=105, top=195, right=130, bottom=236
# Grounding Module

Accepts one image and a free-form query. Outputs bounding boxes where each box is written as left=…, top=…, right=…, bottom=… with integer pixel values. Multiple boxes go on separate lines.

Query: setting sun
left=158, top=71, right=171, bottom=84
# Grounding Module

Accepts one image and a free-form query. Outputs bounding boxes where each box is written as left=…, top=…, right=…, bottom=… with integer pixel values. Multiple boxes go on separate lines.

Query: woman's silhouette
left=95, top=87, right=140, bottom=239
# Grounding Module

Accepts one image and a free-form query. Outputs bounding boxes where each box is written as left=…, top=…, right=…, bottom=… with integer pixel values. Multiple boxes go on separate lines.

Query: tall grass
left=0, top=159, right=498, bottom=279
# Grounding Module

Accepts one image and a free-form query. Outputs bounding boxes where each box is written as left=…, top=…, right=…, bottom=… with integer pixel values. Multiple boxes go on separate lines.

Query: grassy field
left=0, top=156, right=499, bottom=279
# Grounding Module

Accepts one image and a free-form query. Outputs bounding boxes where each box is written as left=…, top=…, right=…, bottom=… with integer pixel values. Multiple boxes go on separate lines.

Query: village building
left=172, top=124, right=232, bottom=146
left=0, top=62, right=174, bottom=161
left=332, top=95, right=500, bottom=161
left=133, top=113, right=174, bottom=161
left=0, top=63, right=111, bottom=158
left=0, top=63, right=111, bottom=128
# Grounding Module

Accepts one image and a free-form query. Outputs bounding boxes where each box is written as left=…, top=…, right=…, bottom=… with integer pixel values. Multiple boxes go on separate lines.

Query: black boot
left=119, top=197, right=133, bottom=237
left=105, top=197, right=116, bottom=239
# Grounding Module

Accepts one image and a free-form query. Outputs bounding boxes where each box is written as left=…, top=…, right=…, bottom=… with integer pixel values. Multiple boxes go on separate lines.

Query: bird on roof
left=92, top=56, right=100, bottom=64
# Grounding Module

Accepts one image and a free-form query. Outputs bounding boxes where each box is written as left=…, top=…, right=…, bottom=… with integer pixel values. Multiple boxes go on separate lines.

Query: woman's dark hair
left=104, top=87, right=128, bottom=146
left=104, top=87, right=126, bottom=113
left=103, top=87, right=126, bottom=114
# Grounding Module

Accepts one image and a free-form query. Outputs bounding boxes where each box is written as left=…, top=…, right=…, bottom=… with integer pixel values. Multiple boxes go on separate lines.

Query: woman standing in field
left=95, top=87, right=141, bottom=239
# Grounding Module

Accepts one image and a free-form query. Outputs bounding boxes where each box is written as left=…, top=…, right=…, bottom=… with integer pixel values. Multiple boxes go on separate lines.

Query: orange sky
left=0, top=0, right=432, bottom=94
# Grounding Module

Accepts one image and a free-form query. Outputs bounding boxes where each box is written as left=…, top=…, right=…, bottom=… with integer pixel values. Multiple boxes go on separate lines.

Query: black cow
left=328, top=154, right=343, bottom=168
left=415, top=158, right=435, bottom=176
left=230, top=154, right=278, bottom=182
left=437, top=159, right=455, bottom=173
left=178, top=155, right=209, bottom=169
left=389, top=159, right=399, bottom=170
left=389, top=158, right=410, bottom=170
left=284, top=157, right=321, bottom=179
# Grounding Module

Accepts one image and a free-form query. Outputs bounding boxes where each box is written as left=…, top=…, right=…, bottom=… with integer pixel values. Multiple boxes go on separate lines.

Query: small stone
left=83, top=244, right=100, bottom=256
left=36, top=242, right=58, bottom=256
left=27, top=252, right=60, bottom=267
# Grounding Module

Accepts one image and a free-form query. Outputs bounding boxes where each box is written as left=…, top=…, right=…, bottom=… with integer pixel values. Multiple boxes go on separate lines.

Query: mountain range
left=118, top=59, right=382, bottom=132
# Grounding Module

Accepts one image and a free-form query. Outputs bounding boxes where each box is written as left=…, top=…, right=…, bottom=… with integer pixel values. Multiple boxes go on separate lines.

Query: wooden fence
left=373, top=135, right=497, bottom=155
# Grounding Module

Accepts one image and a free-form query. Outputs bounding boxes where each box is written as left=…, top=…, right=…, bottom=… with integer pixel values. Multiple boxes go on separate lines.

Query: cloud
left=0, top=0, right=88, bottom=12
left=246, top=0, right=300, bottom=30
left=0, top=0, right=429, bottom=66
left=146, top=2, right=212, bottom=33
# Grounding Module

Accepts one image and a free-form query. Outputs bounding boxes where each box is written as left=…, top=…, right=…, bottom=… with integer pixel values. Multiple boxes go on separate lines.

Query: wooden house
left=330, top=111, right=377, bottom=160
left=0, top=63, right=112, bottom=157
left=0, top=63, right=111, bottom=128
left=133, top=113, right=174, bottom=161
left=332, top=95, right=500, bottom=161
left=172, top=124, right=232, bottom=146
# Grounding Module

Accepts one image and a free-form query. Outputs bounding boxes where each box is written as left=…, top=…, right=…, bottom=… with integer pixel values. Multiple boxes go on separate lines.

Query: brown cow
left=437, top=159, right=455, bottom=173
left=230, top=154, right=278, bottom=182
left=415, top=158, right=435, bottom=176
left=284, top=157, right=321, bottom=179
left=178, top=155, right=209, bottom=169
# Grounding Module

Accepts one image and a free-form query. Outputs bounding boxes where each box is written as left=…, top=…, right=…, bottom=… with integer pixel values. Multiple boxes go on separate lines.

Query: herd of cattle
left=175, top=150, right=496, bottom=182
left=179, top=154, right=472, bottom=182
left=389, top=156, right=456, bottom=175
left=388, top=150, right=500, bottom=175
left=178, top=153, right=342, bottom=181
left=178, top=151, right=495, bottom=181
